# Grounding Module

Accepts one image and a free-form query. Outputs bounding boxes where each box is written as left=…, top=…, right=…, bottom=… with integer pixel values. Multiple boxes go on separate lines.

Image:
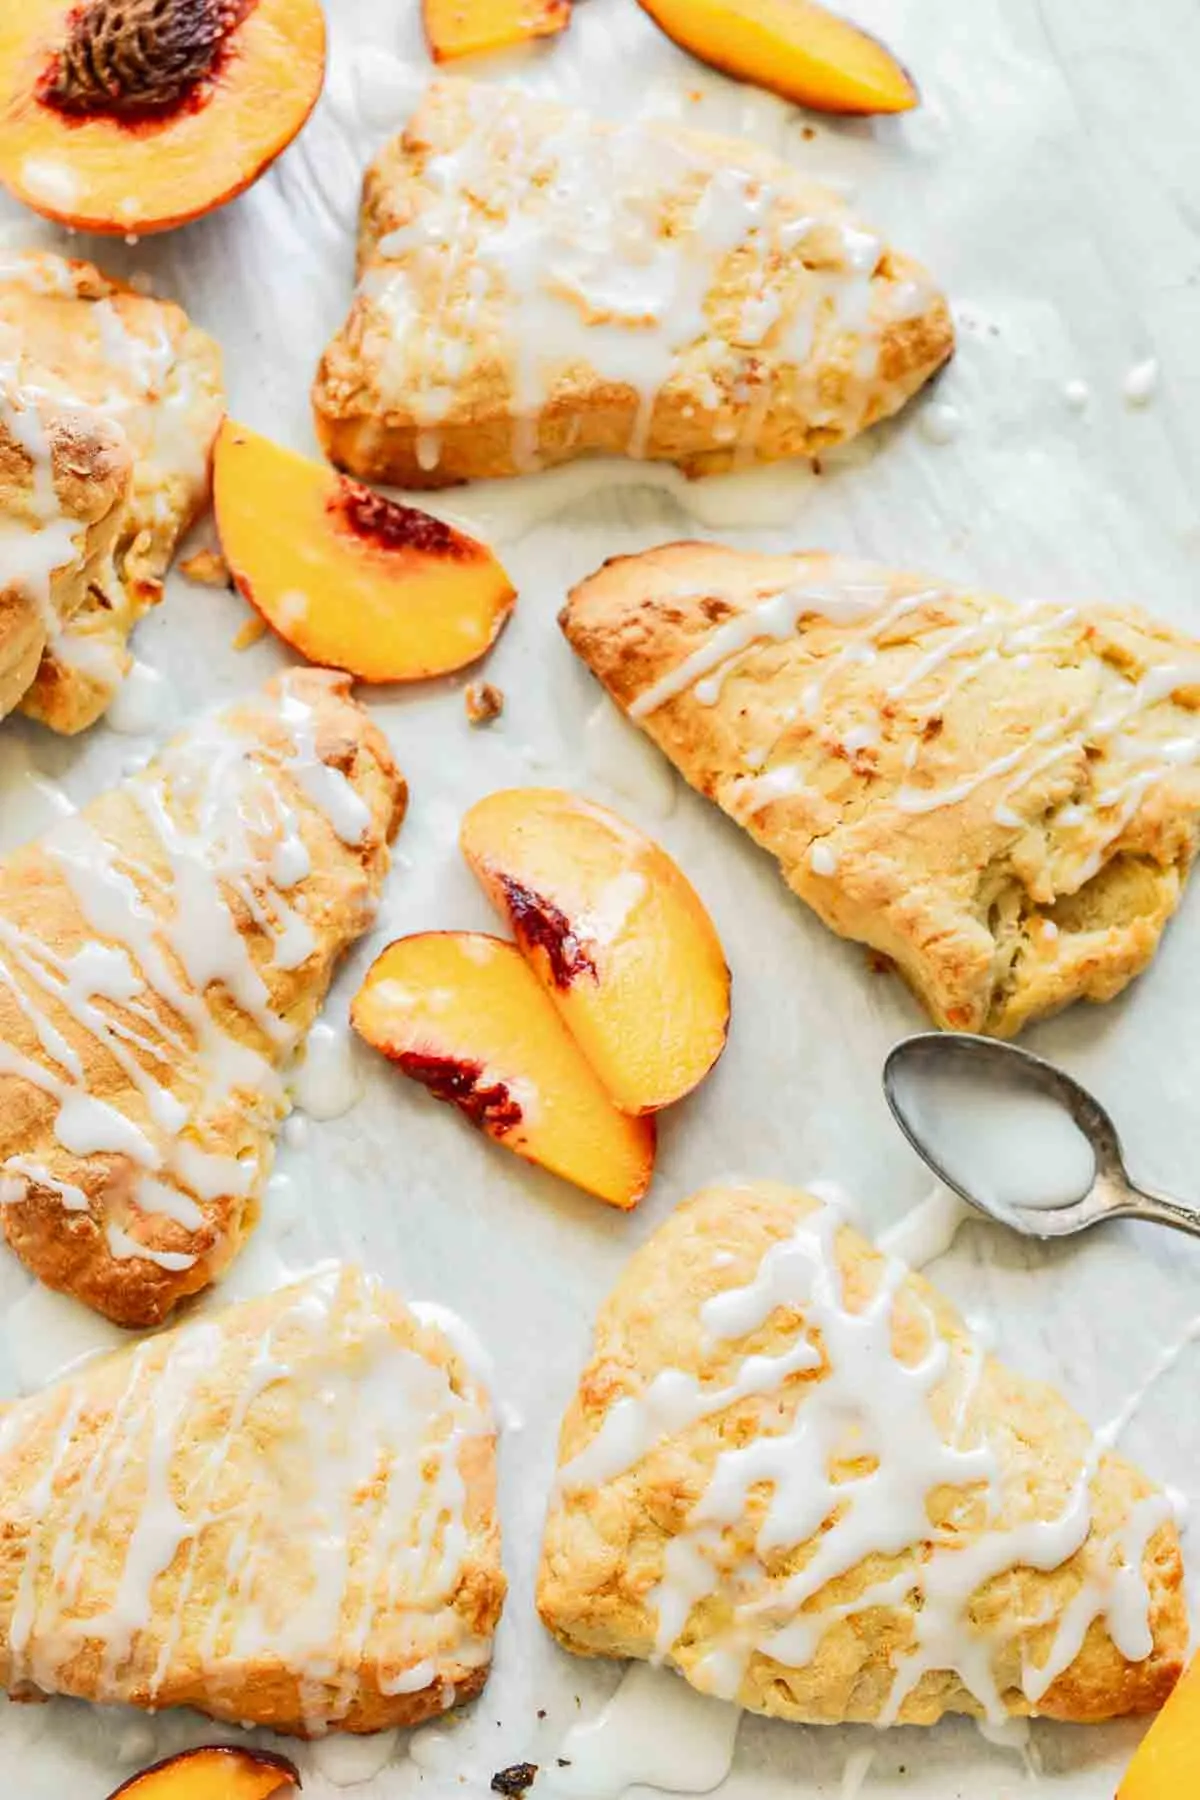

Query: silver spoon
left=882, top=1032, right=1200, bottom=1241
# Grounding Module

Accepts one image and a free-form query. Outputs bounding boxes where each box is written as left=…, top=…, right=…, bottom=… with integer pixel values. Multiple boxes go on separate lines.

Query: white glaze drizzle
left=0, top=677, right=375, bottom=1269
left=630, top=577, right=889, bottom=720
left=623, top=565, right=1200, bottom=860
left=365, top=84, right=937, bottom=470
left=548, top=1662, right=741, bottom=1800
left=0, top=378, right=87, bottom=630
left=559, top=1201, right=1167, bottom=1725
left=1, top=1266, right=493, bottom=1732
left=0, top=251, right=220, bottom=710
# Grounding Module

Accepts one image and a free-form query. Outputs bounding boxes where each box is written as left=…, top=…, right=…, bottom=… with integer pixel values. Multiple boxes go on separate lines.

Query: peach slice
left=460, top=789, right=730, bottom=1115
left=1118, top=1652, right=1199, bottom=1797
left=108, top=1744, right=300, bottom=1798
left=213, top=422, right=516, bottom=683
left=351, top=932, right=655, bottom=1208
left=636, top=0, right=918, bottom=115
left=423, top=0, right=571, bottom=62
left=0, top=0, right=326, bottom=235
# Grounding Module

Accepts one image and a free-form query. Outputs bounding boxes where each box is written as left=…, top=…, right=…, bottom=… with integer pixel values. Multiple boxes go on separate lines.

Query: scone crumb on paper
left=491, top=1766, right=538, bottom=1797
left=232, top=615, right=268, bottom=651
left=466, top=682, right=505, bottom=726
left=180, top=547, right=231, bottom=587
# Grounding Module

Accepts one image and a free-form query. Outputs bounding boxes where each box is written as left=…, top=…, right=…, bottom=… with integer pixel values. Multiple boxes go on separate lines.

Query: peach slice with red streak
left=0, top=0, right=326, bottom=235
left=460, top=789, right=730, bottom=1115
left=423, top=0, right=571, bottom=63
left=108, top=1744, right=300, bottom=1798
left=636, top=0, right=918, bottom=116
left=351, top=932, right=656, bottom=1208
left=213, top=422, right=516, bottom=683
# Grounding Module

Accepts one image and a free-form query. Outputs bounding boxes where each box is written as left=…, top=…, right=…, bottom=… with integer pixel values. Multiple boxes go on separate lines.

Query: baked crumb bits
left=179, top=547, right=230, bottom=587
left=491, top=1764, right=539, bottom=1797
left=231, top=615, right=268, bottom=652
left=466, top=682, right=505, bottom=726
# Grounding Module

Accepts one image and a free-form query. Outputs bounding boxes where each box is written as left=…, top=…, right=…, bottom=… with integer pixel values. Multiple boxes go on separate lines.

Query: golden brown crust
left=0, top=250, right=224, bottom=733
left=0, top=670, right=405, bottom=1327
left=0, top=1266, right=506, bottom=1734
left=561, top=543, right=1200, bottom=1034
left=312, top=80, right=952, bottom=488
left=537, top=1182, right=1187, bottom=1727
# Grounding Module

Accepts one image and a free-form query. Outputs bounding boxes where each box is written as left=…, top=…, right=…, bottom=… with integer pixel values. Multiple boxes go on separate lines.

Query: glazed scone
left=0, top=1264, right=505, bottom=1735
left=0, top=669, right=405, bottom=1327
left=561, top=544, right=1200, bottom=1034
left=538, top=1182, right=1186, bottom=1727
left=313, top=80, right=952, bottom=488
left=0, top=380, right=131, bottom=721
left=0, top=249, right=224, bottom=732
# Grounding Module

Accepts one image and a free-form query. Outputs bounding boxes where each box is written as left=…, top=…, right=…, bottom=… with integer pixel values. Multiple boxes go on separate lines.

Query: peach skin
left=636, top=0, right=918, bottom=116
left=109, top=1745, right=300, bottom=1798
left=0, top=0, right=326, bottom=235
left=460, top=789, right=730, bottom=1115
left=213, top=421, right=516, bottom=682
left=351, top=932, right=656, bottom=1209
left=1118, top=1651, right=1198, bottom=1797
left=423, top=0, right=571, bottom=62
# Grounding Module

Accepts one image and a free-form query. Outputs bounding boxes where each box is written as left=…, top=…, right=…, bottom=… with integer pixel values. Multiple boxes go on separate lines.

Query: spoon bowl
left=883, top=1033, right=1200, bottom=1242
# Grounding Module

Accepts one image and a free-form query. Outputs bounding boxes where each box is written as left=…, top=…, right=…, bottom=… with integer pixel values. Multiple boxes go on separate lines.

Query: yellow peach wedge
left=636, top=0, right=918, bottom=116
left=213, top=421, right=516, bottom=682
left=460, top=789, right=730, bottom=1115
left=1118, top=1651, right=1199, bottom=1797
left=0, top=0, right=326, bottom=235
left=108, top=1744, right=300, bottom=1798
left=351, top=932, right=656, bottom=1209
left=423, top=0, right=571, bottom=63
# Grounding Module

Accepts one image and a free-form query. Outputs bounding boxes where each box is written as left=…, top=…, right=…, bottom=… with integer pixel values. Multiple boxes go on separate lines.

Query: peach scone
left=0, top=249, right=223, bottom=731
left=0, top=670, right=404, bottom=1327
left=313, top=80, right=952, bottom=487
left=538, top=1182, right=1187, bottom=1727
left=562, top=544, right=1200, bottom=1034
left=0, top=380, right=131, bottom=721
left=0, top=1265, right=505, bottom=1735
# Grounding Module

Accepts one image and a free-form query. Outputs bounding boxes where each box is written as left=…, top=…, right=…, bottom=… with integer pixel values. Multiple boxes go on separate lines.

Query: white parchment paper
left=2, top=0, right=1200, bottom=1793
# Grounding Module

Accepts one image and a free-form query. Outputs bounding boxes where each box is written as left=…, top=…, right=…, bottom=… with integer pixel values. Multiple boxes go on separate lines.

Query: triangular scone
left=0, top=250, right=224, bottom=733
left=313, top=81, right=952, bottom=489
left=538, top=1183, right=1186, bottom=1727
left=0, top=380, right=131, bottom=721
left=0, top=670, right=405, bottom=1327
left=0, top=1264, right=506, bottom=1735
left=561, top=544, right=1200, bottom=1035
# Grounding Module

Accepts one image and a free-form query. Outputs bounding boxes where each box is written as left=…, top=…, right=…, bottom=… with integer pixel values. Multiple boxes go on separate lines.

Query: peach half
left=423, top=0, right=571, bottom=63
left=636, top=0, right=918, bottom=115
left=460, top=789, right=730, bottom=1115
left=108, top=1744, right=300, bottom=1798
left=351, top=932, right=656, bottom=1209
left=0, top=0, right=326, bottom=235
left=213, top=422, right=516, bottom=682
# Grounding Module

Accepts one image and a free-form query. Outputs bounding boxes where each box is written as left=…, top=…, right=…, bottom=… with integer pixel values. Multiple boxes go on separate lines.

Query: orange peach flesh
left=636, top=0, right=918, bottom=116
left=351, top=932, right=656, bottom=1208
left=108, top=1743, right=300, bottom=1798
left=0, top=0, right=327, bottom=235
left=213, top=421, right=516, bottom=683
left=1118, top=1652, right=1200, bottom=1797
left=423, top=0, right=572, bottom=62
left=460, top=789, right=731, bottom=1115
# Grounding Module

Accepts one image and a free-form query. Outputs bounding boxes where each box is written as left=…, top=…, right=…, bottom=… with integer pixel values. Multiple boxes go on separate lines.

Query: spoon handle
left=1115, top=1180, right=1200, bottom=1240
